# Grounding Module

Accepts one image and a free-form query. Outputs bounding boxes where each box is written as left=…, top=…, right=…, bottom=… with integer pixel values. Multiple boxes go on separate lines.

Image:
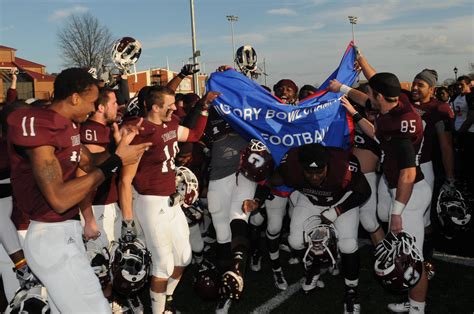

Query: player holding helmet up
left=333, top=65, right=431, bottom=313
left=119, top=85, right=220, bottom=314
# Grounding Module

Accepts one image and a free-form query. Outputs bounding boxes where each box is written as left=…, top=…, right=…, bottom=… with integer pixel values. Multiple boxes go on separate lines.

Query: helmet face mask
left=239, top=139, right=274, bottom=182
left=302, top=216, right=338, bottom=270
left=436, top=189, right=471, bottom=239
left=374, top=232, right=423, bottom=292
left=175, top=166, right=199, bottom=206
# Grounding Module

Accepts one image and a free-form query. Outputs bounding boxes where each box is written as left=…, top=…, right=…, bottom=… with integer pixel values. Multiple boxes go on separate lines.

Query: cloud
left=275, top=23, right=325, bottom=34
left=267, top=8, right=297, bottom=16
left=49, top=5, right=88, bottom=20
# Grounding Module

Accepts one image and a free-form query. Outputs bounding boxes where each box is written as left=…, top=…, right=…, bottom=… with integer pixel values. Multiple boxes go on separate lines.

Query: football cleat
left=126, top=296, right=144, bottom=314
left=302, top=268, right=321, bottom=293
left=164, top=295, right=179, bottom=314
left=344, top=288, right=360, bottom=314
left=221, top=271, right=244, bottom=300
left=215, top=297, right=232, bottom=314
left=272, top=268, right=288, bottom=291
left=250, top=251, right=262, bottom=272
left=387, top=301, right=410, bottom=313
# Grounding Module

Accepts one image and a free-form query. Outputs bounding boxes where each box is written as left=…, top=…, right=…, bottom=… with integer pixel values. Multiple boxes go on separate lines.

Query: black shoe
left=164, top=295, right=179, bottom=314
left=344, top=288, right=360, bottom=314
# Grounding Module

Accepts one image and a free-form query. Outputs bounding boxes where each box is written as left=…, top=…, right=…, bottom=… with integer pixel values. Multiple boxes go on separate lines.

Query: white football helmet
left=5, top=284, right=50, bottom=314
left=235, top=45, right=257, bottom=75
left=111, top=37, right=142, bottom=70
left=176, top=166, right=199, bottom=206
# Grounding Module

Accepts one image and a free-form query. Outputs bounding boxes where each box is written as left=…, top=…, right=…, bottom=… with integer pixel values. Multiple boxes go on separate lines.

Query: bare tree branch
left=57, top=13, right=113, bottom=70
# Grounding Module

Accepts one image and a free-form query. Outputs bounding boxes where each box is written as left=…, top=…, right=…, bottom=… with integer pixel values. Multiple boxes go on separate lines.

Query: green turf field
left=171, top=244, right=474, bottom=314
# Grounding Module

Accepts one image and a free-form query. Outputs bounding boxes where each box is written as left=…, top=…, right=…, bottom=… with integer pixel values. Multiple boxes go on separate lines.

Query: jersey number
left=21, top=116, right=36, bottom=136
left=400, top=120, right=416, bottom=133
left=162, top=141, right=179, bottom=173
left=84, top=129, right=98, bottom=142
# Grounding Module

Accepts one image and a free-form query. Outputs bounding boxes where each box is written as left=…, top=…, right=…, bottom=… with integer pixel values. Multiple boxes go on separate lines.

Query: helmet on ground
left=193, top=262, right=219, bottom=301
left=5, top=284, right=50, bottom=314
left=436, top=189, right=471, bottom=239
left=110, top=238, right=151, bottom=296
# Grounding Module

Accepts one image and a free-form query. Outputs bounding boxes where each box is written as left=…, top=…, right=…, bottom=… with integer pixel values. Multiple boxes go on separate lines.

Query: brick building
left=125, top=68, right=208, bottom=97
left=0, top=45, right=55, bottom=102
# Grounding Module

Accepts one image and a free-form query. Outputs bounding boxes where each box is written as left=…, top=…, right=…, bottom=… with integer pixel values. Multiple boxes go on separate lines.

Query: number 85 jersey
left=125, top=115, right=180, bottom=196
left=374, top=94, right=424, bottom=189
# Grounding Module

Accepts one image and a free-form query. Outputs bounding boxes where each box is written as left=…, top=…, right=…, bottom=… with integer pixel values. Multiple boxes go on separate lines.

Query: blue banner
left=206, top=42, right=358, bottom=164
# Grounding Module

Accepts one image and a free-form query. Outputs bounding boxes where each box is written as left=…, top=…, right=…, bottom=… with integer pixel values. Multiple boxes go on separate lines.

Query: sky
left=0, top=0, right=473, bottom=88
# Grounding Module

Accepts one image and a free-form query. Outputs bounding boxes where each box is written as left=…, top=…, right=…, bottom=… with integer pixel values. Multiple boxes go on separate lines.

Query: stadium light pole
left=348, top=16, right=358, bottom=43
left=189, top=0, right=200, bottom=96
left=227, top=15, right=239, bottom=66
left=453, top=66, right=458, bottom=80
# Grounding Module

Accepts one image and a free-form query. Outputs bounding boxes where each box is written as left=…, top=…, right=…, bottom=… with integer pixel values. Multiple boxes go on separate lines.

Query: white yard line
left=250, top=242, right=473, bottom=313
left=250, top=279, right=303, bottom=314
left=433, top=251, right=474, bottom=267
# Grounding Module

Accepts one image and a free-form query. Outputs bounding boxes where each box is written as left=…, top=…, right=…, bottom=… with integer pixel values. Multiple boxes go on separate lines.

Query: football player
left=409, top=69, right=455, bottom=276
left=247, top=143, right=371, bottom=313
left=119, top=85, right=219, bottom=314
left=0, top=101, right=40, bottom=306
left=335, top=71, right=431, bottom=313
left=204, top=66, right=258, bottom=314
left=7, top=68, right=151, bottom=313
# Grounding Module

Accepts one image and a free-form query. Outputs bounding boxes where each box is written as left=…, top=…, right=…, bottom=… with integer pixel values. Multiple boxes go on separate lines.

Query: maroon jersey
left=375, top=94, right=424, bottom=189
left=7, top=107, right=81, bottom=222
left=80, top=120, right=118, bottom=205
left=279, top=147, right=369, bottom=210
left=0, top=139, right=10, bottom=180
left=128, top=115, right=180, bottom=196
left=411, top=98, right=454, bottom=164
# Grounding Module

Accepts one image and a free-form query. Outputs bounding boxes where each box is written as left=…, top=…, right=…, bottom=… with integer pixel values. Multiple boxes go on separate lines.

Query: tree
left=57, top=13, right=113, bottom=70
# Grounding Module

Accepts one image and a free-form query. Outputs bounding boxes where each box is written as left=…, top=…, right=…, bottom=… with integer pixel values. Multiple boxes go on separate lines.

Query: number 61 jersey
left=125, top=115, right=180, bottom=196
left=374, top=94, right=424, bottom=189
left=7, top=107, right=81, bottom=222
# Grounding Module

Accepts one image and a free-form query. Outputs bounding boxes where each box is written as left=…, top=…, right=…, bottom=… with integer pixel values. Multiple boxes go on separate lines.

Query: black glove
left=121, top=219, right=138, bottom=242
left=180, top=63, right=200, bottom=77
left=15, top=264, right=40, bottom=290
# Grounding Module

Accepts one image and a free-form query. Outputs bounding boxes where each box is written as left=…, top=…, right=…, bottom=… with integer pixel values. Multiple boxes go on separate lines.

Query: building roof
left=0, top=45, right=16, bottom=51
left=24, top=69, right=55, bottom=82
left=15, top=57, right=45, bottom=68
